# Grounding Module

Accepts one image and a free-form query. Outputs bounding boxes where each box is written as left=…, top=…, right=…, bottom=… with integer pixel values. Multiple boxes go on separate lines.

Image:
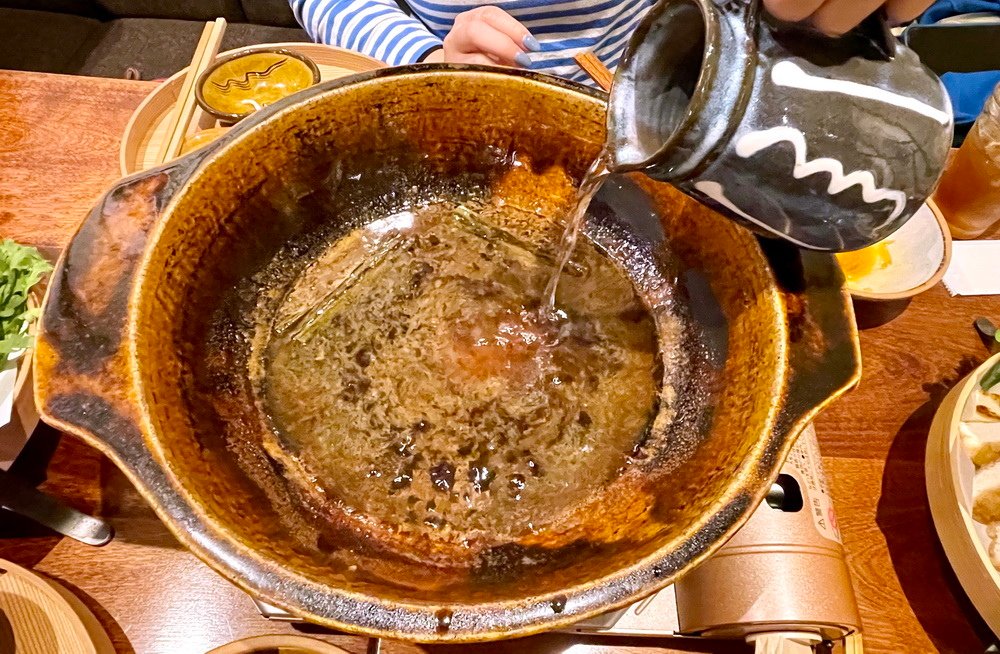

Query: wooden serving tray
left=0, top=558, right=114, bottom=653
left=206, top=635, right=351, bottom=653
left=926, top=352, right=1000, bottom=637
left=119, top=43, right=386, bottom=176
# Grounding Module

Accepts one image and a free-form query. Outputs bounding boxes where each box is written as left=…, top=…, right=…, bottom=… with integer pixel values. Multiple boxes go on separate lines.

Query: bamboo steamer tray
left=206, top=635, right=351, bottom=653
left=927, top=352, right=1000, bottom=636
left=120, top=43, right=386, bottom=175
left=0, top=558, right=114, bottom=653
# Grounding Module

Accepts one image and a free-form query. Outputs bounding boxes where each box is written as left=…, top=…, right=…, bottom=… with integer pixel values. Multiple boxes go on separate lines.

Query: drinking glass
left=934, top=82, right=1000, bottom=239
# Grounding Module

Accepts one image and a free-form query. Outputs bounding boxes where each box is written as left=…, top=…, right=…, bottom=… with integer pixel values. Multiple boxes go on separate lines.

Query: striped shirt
left=290, top=0, right=654, bottom=85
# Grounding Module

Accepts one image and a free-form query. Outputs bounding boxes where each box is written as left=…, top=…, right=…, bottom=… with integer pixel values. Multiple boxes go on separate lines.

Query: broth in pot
left=246, top=184, right=699, bottom=566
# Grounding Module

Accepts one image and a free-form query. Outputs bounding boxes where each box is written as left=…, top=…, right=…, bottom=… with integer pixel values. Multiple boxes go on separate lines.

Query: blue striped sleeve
left=290, top=0, right=443, bottom=66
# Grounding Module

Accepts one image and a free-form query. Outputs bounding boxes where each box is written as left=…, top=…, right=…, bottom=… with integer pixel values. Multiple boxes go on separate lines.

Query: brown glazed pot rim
left=43, top=65, right=861, bottom=642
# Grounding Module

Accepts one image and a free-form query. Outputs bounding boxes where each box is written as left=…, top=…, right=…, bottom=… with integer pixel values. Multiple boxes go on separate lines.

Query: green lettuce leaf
left=981, top=359, right=1000, bottom=392
left=0, top=240, right=52, bottom=362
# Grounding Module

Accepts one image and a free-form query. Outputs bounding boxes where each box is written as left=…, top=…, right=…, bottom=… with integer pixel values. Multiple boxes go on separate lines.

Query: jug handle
left=759, top=1, right=897, bottom=61
left=33, top=152, right=208, bottom=465
left=853, top=8, right=898, bottom=60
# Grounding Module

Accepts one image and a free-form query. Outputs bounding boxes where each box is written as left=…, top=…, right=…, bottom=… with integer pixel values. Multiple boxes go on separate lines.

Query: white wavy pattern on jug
left=692, top=180, right=815, bottom=249
left=771, top=60, right=951, bottom=125
left=735, top=126, right=908, bottom=220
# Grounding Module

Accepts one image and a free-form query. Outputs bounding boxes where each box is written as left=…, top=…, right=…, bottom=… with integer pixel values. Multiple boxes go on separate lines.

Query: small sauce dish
left=836, top=200, right=952, bottom=301
left=196, top=47, right=321, bottom=122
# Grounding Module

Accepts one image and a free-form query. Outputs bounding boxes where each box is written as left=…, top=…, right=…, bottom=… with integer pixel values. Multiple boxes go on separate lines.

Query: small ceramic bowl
left=196, top=47, right=321, bottom=122
left=835, top=200, right=952, bottom=301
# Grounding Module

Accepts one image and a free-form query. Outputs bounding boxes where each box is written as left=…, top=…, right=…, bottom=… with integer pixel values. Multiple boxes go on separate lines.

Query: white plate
left=839, top=200, right=952, bottom=300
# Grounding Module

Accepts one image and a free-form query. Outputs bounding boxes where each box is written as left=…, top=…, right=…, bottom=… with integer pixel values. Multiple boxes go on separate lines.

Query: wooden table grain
left=0, top=69, right=995, bottom=654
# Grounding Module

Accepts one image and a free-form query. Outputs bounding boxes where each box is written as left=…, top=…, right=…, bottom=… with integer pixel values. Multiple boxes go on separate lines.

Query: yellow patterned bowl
left=196, top=47, right=321, bottom=121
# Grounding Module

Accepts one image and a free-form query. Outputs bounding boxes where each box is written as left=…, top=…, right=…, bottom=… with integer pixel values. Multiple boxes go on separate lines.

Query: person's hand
left=424, top=6, right=541, bottom=67
left=763, top=0, right=934, bottom=35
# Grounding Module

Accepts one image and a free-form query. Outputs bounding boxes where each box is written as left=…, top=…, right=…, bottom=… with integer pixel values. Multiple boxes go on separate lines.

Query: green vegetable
left=0, top=240, right=52, bottom=362
left=981, top=359, right=1000, bottom=392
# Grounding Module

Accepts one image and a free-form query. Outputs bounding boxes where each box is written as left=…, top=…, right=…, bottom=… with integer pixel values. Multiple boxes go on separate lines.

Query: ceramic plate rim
left=844, top=198, right=952, bottom=301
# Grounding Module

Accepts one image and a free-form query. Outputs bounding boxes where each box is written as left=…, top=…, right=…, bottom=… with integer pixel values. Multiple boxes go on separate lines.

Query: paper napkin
left=943, top=240, right=1000, bottom=296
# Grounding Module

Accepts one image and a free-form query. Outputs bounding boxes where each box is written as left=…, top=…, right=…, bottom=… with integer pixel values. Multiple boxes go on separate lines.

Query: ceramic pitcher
left=608, top=0, right=953, bottom=251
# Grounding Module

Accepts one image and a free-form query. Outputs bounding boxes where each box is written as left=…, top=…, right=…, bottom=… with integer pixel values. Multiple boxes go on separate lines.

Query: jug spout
left=608, top=0, right=953, bottom=252
left=609, top=0, right=756, bottom=180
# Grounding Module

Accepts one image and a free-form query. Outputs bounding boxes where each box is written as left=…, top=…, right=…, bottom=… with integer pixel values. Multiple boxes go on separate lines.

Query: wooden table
left=0, top=69, right=995, bottom=654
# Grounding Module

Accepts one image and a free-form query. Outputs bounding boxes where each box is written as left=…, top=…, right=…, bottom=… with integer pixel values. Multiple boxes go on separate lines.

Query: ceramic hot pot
left=34, top=67, right=860, bottom=642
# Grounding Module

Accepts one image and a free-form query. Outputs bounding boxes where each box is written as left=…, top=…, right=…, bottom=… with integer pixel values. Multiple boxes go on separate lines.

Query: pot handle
left=760, top=240, right=862, bottom=451
left=760, top=0, right=897, bottom=61
left=33, top=153, right=208, bottom=457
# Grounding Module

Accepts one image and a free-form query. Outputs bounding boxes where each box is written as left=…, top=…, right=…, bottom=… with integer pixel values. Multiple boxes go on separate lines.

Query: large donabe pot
left=34, top=67, right=859, bottom=642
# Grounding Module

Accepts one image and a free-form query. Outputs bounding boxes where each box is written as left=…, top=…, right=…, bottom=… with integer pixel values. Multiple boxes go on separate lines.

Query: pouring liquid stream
left=541, top=153, right=612, bottom=318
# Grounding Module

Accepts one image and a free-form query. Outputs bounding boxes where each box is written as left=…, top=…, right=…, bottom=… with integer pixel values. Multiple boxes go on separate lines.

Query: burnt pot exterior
left=34, top=66, right=860, bottom=642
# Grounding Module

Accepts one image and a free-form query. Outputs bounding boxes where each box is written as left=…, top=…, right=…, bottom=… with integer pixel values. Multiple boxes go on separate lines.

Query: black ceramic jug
left=608, top=0, right=953, bottom=251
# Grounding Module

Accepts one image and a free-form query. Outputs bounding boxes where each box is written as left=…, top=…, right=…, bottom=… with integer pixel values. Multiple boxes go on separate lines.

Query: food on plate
left=966, top=389, right=1000, bottom=421
left=974, top=459, right=1000, bottom=523
left=989, top=525, right=1000, bottom=569
left=835, top=240, right=893, bottom=284
left=0, top=240, right=51, bottom=360
left=180, top=126, right=230, bottom=154
left=960, top=360, right=1000, bottom=569
left=960, top=421, right=1000, bottom=467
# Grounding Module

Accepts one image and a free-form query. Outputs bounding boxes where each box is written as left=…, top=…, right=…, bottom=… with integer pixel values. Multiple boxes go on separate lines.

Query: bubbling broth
left=252, top=199, right=666, bottom=545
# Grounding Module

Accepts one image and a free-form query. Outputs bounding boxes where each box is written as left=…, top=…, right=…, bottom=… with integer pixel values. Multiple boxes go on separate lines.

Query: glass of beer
left=934, top=85, right=1000, bottom=238
left=934, top=82, right=1000, bottom=239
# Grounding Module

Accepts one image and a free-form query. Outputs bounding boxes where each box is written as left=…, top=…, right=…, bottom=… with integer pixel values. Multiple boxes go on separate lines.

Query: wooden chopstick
left=158, top=17, right=227, bottom=163
left=574, top=51, right=614, bottom=92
